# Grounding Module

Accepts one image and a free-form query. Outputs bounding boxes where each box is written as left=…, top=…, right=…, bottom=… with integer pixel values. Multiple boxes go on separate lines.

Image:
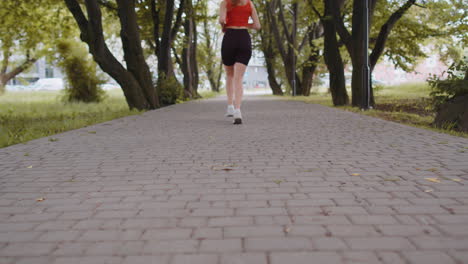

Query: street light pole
left=362, top=0, right=370, bottom=110
left=292, top=3, right=297, bottom=97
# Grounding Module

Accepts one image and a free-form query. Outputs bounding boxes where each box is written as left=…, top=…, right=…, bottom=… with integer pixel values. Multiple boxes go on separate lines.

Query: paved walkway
left=1, top=96, right=468, bottom=264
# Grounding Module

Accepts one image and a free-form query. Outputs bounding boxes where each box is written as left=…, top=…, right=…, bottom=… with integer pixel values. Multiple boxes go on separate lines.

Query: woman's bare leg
left=233, top=62, right=247, bottom=109
left=224, top=65, right=234, bottom=105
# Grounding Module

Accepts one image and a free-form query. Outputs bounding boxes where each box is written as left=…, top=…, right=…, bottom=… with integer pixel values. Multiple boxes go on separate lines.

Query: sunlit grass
left=278, top=82, right=468, bottom=138
left=0, top=89, right=142, bottom=148
left=375, top=82, right=432, bottom=99
left=0, top=89, right=223, bottom=148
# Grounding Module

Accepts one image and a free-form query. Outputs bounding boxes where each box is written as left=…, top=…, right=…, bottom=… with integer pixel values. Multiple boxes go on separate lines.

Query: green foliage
left=427, top=56, right=468, bottom=109
left=56, top=39, right=106, bottom=103
left=157, top=73, right=185, bottom=106
left=0, top=0, right=75, bottom=71
left=0, top=90, right=142, bottom=148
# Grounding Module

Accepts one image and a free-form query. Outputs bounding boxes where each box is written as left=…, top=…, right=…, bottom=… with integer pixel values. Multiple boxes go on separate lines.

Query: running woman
left=219, top=0, right=261, bottom=124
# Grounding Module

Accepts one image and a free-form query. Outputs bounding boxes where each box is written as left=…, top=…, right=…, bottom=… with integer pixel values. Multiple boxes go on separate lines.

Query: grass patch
left=0, top=89, right=222, bottom=148
left=0, top=89, right=142, bottom=148
left=198, top=90, right=221, bottom=100
left=280, top=82, right=468, bottom=138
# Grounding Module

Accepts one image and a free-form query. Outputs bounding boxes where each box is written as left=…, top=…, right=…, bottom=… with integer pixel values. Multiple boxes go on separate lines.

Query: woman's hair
left=230, top=0, right=241, bottom=6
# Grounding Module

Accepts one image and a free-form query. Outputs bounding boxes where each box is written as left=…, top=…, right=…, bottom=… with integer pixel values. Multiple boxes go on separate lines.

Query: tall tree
left=0, top=0, right=66, bottom=94
left=266, top=0, right=323, bottom=96
left=180, top=0, right=200, bottom=98
left=64, top=0, right=159, bottom=110
left=257, top=0, right=283, bottom=95
left=332, top=0, right=421, bottom=106
left=311, top=0, right=349, bottom=105
left=198, top=0, right=223, bottom=93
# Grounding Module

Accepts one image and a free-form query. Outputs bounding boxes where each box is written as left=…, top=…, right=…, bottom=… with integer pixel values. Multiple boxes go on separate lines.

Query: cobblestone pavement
left=1, top=95, right=468, bottom=264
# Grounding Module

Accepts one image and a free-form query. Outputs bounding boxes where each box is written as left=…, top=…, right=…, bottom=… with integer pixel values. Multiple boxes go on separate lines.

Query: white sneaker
left=233, top=109, right=242, bottom=125
left=225, top=105, right=235, bottom=117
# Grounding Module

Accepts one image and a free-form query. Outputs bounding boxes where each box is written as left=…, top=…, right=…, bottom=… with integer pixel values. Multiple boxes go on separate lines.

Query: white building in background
left=243, top=51, right=269, bottom=89
left=8, top=58, right=63, bottom=85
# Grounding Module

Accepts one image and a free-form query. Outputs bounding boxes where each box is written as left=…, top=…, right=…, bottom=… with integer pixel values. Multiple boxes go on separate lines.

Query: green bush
left=157, top=73, right=184, bottom=106
left=427, top=56, right=468, bottom=109
left=56, top=39, right=106, bottom=103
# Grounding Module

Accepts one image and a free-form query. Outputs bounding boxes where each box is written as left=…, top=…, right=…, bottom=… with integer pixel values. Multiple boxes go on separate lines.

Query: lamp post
left=288, top=3, right=298, bottom=96
left=361, top=0, right=370, bottom=110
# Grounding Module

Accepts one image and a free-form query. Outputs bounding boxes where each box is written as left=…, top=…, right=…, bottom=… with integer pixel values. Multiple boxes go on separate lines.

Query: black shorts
left=221, top=29, right=252, bottom=66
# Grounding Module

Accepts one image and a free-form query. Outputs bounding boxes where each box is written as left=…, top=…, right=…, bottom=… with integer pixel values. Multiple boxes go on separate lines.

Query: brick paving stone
left=220, top=253, right=268, bottom=264
left=0, top=243, right=57, bottom=256
left=402, top=251, right=457, bottom=264
left=142, top=229, right=192, bottom=240
left=53, top=256, right=123, bottom=264
left=1, top=95, right=468, bottom=263
left=313, top=237, right=349, bottom=250
left=245, top=237, right=312, bottom=251
left=14, top=257, right=53, bottom=264
left=200, top=239, right=242, bottom=252
left=340, top=251, right=381, bottom=264
left=345, top=237, right=415, bottom=250
left=122, top=256, right=170, bottom=264
left=270, top=252, right=342, bottom=264
left=171, top=254, right=218, bottom=264
left=143, top=240, right=199, bottom=254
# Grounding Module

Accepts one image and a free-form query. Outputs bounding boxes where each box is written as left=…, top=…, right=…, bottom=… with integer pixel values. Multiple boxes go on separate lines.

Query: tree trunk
left=64, top=0, right=157, bottom=110
left=200, top=6, right=221, bottom=93
left=116, top=0, right=158, bottom=107
left=181, top=0, right=199, bottom=99
left=268, top=0, right=302, bottom=95
left=191, top=16, right=199, bottom=98
left=259, top=2, right=283, bottom=95
left=301, top=24, right=322, bottom=97
left=0, top=56, right=38, bottom=95
left=323, top=0, right=348, bottom=105
left=368, top=0, right=415, bottom=106
left=0, top=75, right=7, bottom=94
left=265, top=53, right=283, bottom=95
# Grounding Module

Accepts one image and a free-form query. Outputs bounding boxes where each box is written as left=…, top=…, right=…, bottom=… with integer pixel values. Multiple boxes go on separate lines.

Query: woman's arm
left=219, top=0, right=227, bottom=25
left=249, top=0, right=261, bottom=30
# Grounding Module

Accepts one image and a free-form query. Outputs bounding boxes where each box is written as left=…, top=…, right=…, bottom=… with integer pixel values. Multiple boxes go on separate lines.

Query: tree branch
left=172, top=46, right=182, bottom=66
left=1, top=50, right=10, bottom=74
left=171, top=0, right=186, bottom=42
left=63, top=0, right=90, bottom=42
left=277, top=0, right=292, bottom=43
left=310, top=3, right=323, bottom=20
left=369, top=0, right=416, bottom=70
left=267, top=0, right=287, bottom=61
left=4, top=57, right=37, bottom=82
left=97, top=0, right=117, bottom=11
left=331, top=9, right=351, bottom=52
left=151, top=0, right=161, bottom=56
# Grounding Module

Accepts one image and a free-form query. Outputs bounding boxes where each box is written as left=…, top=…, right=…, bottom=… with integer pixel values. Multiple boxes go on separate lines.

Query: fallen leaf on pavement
left=36, top=197, right=45, bottom=202
left=273, top=180, right=283, bottom=185
left=384, top=178, right=400, bottom=181
left=424, top=189, right=434, bottom=193
left=425, top=178, right=441, bottom=183
left=451, top=178, right=462, bottom=182
left=351, top=173, right=361, bottom=176
left=26, top=165, right=33, bottom=169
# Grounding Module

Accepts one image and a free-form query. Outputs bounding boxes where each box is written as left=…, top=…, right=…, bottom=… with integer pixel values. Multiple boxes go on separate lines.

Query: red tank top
left=225, top=0, right=252, bottom=28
